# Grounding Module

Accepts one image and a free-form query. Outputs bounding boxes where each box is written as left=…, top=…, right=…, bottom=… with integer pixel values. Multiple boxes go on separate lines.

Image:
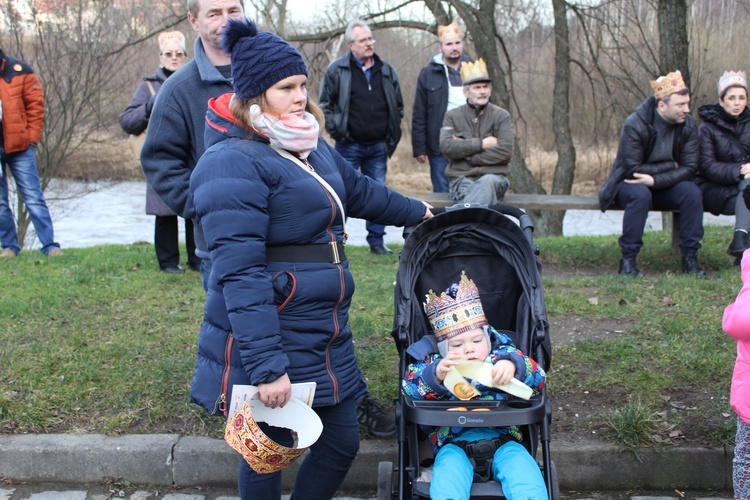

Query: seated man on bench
left=598, top=70, right=706, bottom=278
left=439, top=59, right=514, bottom=206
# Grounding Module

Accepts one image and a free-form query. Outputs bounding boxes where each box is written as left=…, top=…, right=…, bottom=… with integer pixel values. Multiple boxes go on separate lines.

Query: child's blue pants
left=429, top=428, right=549, bottom=500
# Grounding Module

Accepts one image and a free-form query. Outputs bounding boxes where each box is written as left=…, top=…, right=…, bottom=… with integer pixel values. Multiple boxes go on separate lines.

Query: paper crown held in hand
left=650, top=70, right=686, bottom=100
left=225, top=396, right=323, bottom=474
left=424, top=270, right=489, bottom=343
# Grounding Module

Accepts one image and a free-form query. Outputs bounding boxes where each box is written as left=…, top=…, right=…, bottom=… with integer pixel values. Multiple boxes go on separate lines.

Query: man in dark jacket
left=141, top=0, right=245, bottom=288
left=319, top=19, right=404, bottom=256
left=411, top=23, right=471, bottom=193
left=598, top=70, right=705, bottom=277
left=0, top=48, right=61, bottom=257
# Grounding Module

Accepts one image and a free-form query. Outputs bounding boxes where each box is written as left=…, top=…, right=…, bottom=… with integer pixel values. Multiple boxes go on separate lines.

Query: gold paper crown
left=424, top=271, right=488, bottom=342
left=718, top=70, right=747, bottom=95
left=460, top=58, right=491, bottom=86
left=438, top=23, right=461, bottom=42
left=158, top=30, right=186, bottom=52
left=650, top=70, right=686, bottom=100
left=225, top=398, right=323, bottom=474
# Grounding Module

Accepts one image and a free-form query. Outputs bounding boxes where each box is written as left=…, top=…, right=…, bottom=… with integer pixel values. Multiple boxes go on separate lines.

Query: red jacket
left=0, top=50, right=44, bottom=154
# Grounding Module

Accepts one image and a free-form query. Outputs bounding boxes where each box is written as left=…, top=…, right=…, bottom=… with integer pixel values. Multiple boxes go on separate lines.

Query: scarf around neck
left=249, top=104, right=320, bottom=158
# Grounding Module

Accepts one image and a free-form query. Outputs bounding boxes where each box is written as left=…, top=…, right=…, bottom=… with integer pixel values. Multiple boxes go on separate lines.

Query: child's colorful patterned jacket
left=401, top=327, right=546, bottom=452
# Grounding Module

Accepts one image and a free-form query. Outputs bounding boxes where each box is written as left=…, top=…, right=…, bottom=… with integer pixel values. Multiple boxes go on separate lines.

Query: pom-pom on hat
left=719, top=70, right=747, bottom=96
left=460, top=58, right=491, bottom=85
left=650, top=70, right=687, bottom=100
left=158, top=30, right=186, bottom=52
left=424, top=271, right=489, bottom=344
left=222, top=19, right=308, bottom=100
left=438, top=23, right=461, bottom=42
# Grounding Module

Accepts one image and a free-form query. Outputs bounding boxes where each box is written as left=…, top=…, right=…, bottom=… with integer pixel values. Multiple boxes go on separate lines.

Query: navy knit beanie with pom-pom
left=222, top=19, right=308, bottom=99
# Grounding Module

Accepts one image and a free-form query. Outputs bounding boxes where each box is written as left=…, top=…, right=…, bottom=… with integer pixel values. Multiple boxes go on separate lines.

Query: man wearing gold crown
left=401, top=271, right=547, bottom=500
left=412, top=22, right=472, bottom=193
left=439, top=58, right=514, bottom=205
left=598, top=70, right=706, bottom=277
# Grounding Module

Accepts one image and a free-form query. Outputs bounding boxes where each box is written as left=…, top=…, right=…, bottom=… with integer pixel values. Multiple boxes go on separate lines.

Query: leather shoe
left=618, top=257, right=643, bottom=277
left=370, top=244, right=392, bottom=255
left=681, top=255, right=707, bottom=278
left=727, top=230, right=749, bottom=257
left=161, top=265, right=185, bottom=274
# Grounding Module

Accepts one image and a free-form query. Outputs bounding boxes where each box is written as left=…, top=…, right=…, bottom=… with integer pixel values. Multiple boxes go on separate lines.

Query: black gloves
left=743, top=184, right=750, bottom=211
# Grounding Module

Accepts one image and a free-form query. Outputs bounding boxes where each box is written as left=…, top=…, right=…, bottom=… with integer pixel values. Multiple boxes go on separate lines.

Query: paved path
left=0, top=486, right=734, bottom=500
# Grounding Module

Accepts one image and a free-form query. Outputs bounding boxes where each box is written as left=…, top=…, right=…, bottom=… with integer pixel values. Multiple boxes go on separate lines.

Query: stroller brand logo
left=457, top=416, right=485, bottom=424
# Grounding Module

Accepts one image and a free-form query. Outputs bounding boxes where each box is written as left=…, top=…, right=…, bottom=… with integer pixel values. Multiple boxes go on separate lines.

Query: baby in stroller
left=401, top=270, right=548, bottom=500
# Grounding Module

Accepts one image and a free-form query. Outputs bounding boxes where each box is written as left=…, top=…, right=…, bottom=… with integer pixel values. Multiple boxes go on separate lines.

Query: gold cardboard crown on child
left=650, top=70, right=686, bottom=100
left=438, top=23, right=461, bottom=42
left=424, top=271, right=488, bottom=342
left=718, top=70, right=747, bottom=95
left=460, top=58, right=491, bottom=86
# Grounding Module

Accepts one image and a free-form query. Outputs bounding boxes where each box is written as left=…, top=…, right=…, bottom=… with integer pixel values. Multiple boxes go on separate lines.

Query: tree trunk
left=658, top=0, right=690, bottom=88
left=657, top=0, right=690, bottom=234
left=546, top=0, right=577, bottom=236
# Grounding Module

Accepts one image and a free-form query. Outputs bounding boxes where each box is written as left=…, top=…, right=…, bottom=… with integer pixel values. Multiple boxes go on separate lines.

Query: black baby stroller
left=377, top=203, right=557, bottom=500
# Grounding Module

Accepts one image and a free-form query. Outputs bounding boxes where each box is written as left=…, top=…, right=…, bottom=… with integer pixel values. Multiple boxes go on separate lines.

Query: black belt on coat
left=266, top=242, right=346, bottom=264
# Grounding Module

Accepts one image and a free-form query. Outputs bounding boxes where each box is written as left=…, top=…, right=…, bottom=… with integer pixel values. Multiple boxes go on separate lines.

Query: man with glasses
left=319, top=19, right=404, bottom=256
left=141, top=0, right=245, bottom=290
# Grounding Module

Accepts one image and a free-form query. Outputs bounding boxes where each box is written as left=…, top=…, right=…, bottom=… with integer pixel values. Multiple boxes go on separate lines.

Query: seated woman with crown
left=697, top=70, right=750, bottom=265
left=401, top=271, right=548, bottom=500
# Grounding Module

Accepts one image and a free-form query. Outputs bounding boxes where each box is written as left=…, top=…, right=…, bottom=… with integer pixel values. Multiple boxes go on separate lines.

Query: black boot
left=682, top=255, right=707, bottom=278
left=727, top=230, right=749, bottom=258
left=618, top=257, right=643, bottom=277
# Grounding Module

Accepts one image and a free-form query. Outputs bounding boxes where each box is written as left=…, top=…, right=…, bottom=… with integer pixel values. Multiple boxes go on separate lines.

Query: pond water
left=13, top=179, right=735, bottom=250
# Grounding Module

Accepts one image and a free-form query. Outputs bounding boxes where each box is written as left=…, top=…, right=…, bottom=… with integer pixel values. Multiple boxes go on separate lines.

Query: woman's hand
left=422, top=201, right=434, bottom=220
left=258, top=374, right=292, bottom=408
left=740, top=163, right=750, bottom=178
left=491, top=359, right=516, bottom=387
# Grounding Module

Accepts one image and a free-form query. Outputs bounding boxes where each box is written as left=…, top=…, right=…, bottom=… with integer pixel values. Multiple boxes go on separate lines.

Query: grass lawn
left=0, top=225, right=742, bottom=448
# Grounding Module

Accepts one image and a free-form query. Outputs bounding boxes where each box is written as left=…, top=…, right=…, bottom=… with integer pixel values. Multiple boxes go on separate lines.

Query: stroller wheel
left=377, top=460, right=395, bottom=500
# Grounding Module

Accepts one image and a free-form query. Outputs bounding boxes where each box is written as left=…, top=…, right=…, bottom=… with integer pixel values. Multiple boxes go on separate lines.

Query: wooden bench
left=422, top=192, right=681, bottom=249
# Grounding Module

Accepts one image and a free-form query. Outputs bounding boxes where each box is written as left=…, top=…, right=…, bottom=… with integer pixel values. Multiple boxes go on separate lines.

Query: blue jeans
left=615, top=181, right=704, bottom=258
left=0, top=145, right=59, bottom=254
left=334, top=140, right=387, bottom=247
left=430, top=429, right=548, bottom=500
left=428, top=154, right=450, bottom=193
left=237, top=396, right=360, bottom=500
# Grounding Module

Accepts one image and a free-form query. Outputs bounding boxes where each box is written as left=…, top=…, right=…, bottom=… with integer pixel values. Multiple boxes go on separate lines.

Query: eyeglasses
left=353, top=37, right=375, bottom=45
left=162, top=51, right=186, bottom=58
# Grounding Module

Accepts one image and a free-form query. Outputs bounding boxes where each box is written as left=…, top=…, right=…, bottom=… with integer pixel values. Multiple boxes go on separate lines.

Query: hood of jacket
left=699, top=102, right=750, bottom=129
left=204, top=93, right=257, bottom=149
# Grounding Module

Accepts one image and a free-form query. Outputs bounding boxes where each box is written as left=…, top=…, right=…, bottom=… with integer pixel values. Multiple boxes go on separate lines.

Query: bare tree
left=547, top=0, right=576, bottom=235
left=0, top=0, right=184, bottom=247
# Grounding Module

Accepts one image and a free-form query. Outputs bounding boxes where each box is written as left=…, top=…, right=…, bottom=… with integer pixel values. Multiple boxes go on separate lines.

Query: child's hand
left=491, top=360, right=516, bottom=387
left=436, top=354, right=461, bottom=383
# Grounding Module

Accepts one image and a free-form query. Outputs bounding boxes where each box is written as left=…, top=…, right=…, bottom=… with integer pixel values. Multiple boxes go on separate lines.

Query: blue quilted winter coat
left=189, top=93, right=426, bottom=415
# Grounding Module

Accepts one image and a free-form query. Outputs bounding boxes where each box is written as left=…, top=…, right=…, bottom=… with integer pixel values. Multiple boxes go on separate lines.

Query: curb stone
left=0, top=434, right=733, bottom=493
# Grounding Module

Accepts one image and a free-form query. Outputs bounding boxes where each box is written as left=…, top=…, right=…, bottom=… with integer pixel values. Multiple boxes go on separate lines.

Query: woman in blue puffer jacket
left=188, top=19, right=431, bottom=500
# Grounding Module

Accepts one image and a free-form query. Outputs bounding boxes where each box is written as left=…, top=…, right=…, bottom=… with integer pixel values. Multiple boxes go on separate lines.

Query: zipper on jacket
left=213, top=331, right=234, bottom=417
left=316, top=182, right=345, bottom=402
